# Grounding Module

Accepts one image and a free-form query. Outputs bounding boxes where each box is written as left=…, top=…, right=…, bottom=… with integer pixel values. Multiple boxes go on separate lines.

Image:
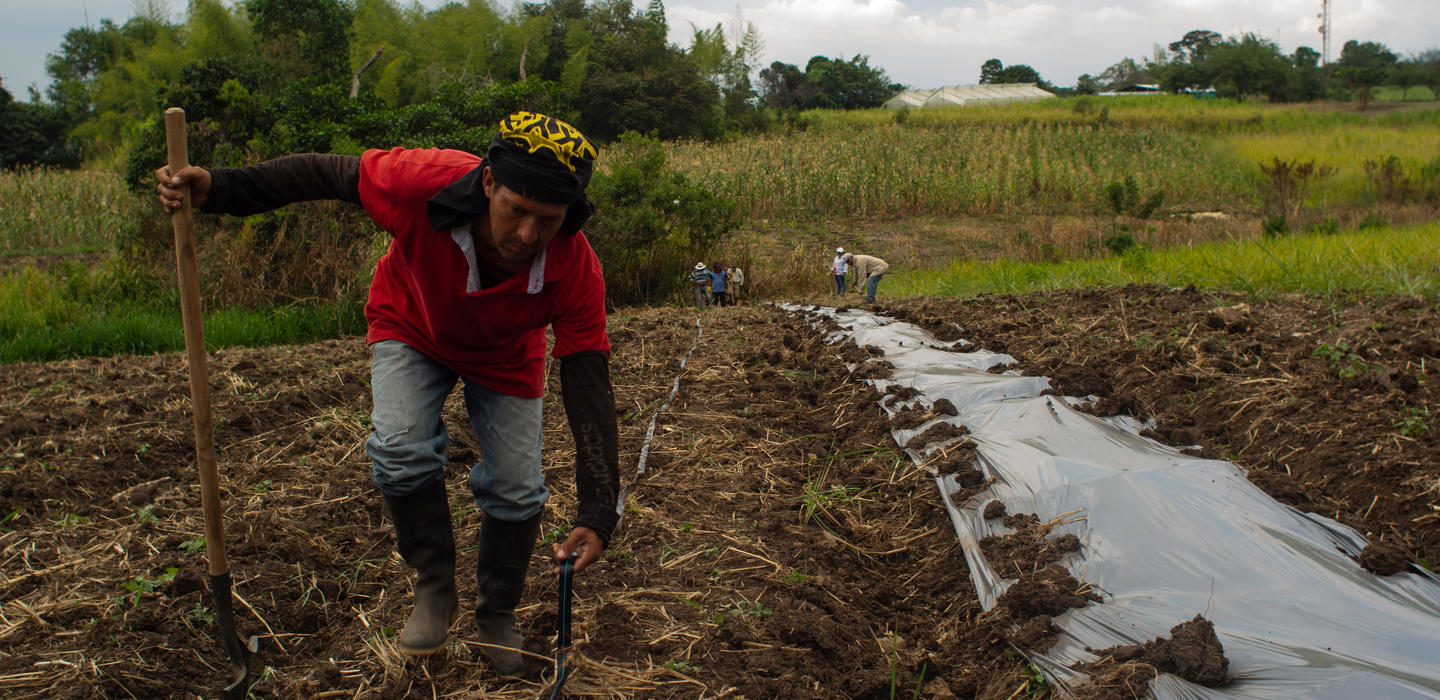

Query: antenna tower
left=1318, top=0, right=1332, bottom=65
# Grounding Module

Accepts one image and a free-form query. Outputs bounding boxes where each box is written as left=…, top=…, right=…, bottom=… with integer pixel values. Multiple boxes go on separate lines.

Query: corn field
left=0, top=167, right=146, bottom=256
left=649, top=121, right=1251, bottom=220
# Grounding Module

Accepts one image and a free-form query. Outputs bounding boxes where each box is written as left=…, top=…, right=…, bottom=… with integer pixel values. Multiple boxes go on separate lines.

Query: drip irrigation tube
left=615, top=317, right=705, bottom=525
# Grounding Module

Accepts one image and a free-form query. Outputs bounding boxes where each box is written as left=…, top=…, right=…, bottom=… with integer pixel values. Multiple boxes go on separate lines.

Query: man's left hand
left=553, top=526, right=604, bottom=573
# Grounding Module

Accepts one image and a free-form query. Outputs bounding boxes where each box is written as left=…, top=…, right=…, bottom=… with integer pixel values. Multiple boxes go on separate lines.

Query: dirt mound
left=1072, top=615, right=1229, bottom=699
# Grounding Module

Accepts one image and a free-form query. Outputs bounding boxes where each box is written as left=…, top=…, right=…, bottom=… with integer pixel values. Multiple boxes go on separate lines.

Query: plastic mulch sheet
left=801, top=304, right=1440, bottom=699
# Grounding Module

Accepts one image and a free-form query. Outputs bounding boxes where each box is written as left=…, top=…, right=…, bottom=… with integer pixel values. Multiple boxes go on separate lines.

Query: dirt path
left=0, top=287, right=1434, bottom=698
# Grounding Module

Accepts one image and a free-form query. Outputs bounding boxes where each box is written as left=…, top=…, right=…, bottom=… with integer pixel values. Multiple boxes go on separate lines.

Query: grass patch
left=0, top=261, right=366, bottom=363
left=894, top=219, right=1440, bottom=301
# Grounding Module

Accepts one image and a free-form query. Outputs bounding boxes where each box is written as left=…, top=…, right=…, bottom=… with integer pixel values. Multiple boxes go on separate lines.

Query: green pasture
left=892, top=219, right=1440, bottom=300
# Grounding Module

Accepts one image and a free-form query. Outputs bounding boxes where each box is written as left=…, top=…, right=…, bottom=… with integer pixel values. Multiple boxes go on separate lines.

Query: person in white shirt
left=831, top=247, right=848, bottom=295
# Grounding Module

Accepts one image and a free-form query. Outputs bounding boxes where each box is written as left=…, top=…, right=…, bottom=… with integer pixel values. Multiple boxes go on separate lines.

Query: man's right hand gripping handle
left=156, top=165, right=212, bottom=214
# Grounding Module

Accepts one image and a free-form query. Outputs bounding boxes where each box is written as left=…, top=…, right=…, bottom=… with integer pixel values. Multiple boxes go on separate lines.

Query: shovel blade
left=210, top=572, right=259, bottom=699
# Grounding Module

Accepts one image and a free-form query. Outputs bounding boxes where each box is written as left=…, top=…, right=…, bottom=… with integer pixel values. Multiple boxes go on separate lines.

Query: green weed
left=119, top=567, right=179, bottom=608
left=1396, top=407, right=1430, bottom=437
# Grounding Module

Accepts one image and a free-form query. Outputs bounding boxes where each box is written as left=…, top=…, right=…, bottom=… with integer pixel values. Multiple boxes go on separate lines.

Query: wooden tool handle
left=164, top=107, right=229, bottom=577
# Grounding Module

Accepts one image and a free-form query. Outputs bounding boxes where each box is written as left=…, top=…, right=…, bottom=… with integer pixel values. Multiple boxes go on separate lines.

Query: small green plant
left=1261, top=214, right=1290, bottom=237
left=795, top=476, right=863, bottom=526
left=680, top=522, right=694, bottom=534
left=133, top=504, right=157, bottom=525
left=56, top=513, right=90, bottom=528
left=251, top=479, right=273, bottom=494
left=1357, top=211, right=1389, bottom=230
left=0, top=508, right=22, bottom=530
left=1312, top=340, right=1371, bottom=378
left=779, top=570, right=809, bottom=586
left=723, top=599, right=772, bottom=620
left=1362, top=155, right=1413, bottom=203
left=1396, top=407, right=1430, bottom=437
left=538, top=525, right=567, bottom=546
left=664, top=659, right=700, bottom=673
left=119, top=567, right=179, bottom=607
left=188, top=602, right=215, bottom=626
left=1305, top=216, right=1342, bottom=235
left=1104, top=175, right=1164, bottom=218
left=180, top=537, right=207, bottom=554
left=1258, top=157, right=1333, bottom=221
left=887, top=625, right=903, bottom=700
left=1021, top=663, right=1050, bottom=698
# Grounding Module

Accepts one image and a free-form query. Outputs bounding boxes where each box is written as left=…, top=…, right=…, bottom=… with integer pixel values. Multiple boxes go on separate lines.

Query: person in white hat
left=831, top=247, right=849, bottom=295
left=688, top=261, right=712, bottom=307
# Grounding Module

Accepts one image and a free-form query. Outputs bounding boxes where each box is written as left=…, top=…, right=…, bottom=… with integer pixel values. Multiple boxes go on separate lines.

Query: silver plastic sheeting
left=798, top=304, right=1440, bottom=699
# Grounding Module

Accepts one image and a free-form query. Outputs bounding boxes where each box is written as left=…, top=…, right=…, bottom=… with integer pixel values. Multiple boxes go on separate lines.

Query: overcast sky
left=4, top=0, right=1438, bottom=101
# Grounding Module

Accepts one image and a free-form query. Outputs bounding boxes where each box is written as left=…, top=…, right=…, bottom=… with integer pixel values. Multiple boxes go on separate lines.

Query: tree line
left=3, top=2, right=1439, bottom=174
left=1064, top=30, right=1439, bottom=108
left=0, top=0, right=897, bottom=172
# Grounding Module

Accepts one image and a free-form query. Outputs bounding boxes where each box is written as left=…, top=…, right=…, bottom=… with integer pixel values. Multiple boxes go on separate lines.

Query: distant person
left=845, top=252, right=889, bottom=302
left=726, top=264, right=745, bottom=302
left=831, top=247, right=848, bottom=295
left=709, top=262, right=730, bottom=306
left=688, top=262, right=711, bottom=307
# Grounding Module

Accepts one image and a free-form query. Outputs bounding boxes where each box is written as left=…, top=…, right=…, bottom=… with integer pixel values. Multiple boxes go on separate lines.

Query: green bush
left=1305, top=216, right=1341, bottom=235
left=1262, top=214, right=1291, bottom=237
left=1358, top=211, right=1390, bottom=230
left=586, top=132, right=740, bottom=306
left=1103, top=229, right=1138, bottom=255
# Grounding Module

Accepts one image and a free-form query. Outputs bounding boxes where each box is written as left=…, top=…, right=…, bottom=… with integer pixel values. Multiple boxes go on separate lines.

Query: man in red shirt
left=157, top=112, right=619, bottom=676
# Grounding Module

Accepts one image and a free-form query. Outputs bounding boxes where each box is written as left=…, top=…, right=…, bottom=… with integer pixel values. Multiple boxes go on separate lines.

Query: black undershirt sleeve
left=559, top=350, right=621, bottom=546
left=200, top=154, right=361, bottom=216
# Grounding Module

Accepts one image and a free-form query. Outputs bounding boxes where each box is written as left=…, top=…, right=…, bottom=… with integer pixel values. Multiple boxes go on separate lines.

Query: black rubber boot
left=474, top=512, right=542, bottom=676
left=384, top=481, right=458, bottom=656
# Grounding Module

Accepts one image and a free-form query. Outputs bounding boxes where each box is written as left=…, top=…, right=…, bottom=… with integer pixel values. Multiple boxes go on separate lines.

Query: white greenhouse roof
left=884, top=83, right=1055, bottom=109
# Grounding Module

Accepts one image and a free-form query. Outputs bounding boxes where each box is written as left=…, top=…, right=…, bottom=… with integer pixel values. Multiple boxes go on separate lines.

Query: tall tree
left=979, top=58, right=1003, bottom=84
left=1097, top=57, right=1151, bottom=90
left=44, top=20, right=126, bottom=122
left=1168, top=29, right=1221, bottom=63
left=802, top=55, right=899, bottom=109
left=1205, top=33, right=1291, bottom=100
left=1335, top=40, right=1398, bottom=109
left=1288, top=46, right=1326, bottom=101
left=245, top=0, right=352, bottom=88
left=572, top=0, right=719, bottom=141
left=758, top=60, right=812, bottom=109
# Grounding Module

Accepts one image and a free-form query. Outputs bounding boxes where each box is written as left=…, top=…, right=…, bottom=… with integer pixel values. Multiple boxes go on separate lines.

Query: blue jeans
left=693, top=286, right=709, bottom=307
left=864, top=273, right=883, bottom=301
left=833, top=275, right=847, bottom=294
left=366, top=340, right=548, bottom=521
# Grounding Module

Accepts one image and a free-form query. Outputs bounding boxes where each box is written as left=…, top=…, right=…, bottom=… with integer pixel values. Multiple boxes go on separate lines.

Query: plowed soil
left=1, top=285, right=1436, bottom=699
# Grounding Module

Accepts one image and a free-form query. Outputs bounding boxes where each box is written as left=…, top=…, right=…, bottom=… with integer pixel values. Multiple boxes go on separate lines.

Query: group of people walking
left=831, top=247, right=888, bottom=302
left=689, top=261, right=744, bottom=307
